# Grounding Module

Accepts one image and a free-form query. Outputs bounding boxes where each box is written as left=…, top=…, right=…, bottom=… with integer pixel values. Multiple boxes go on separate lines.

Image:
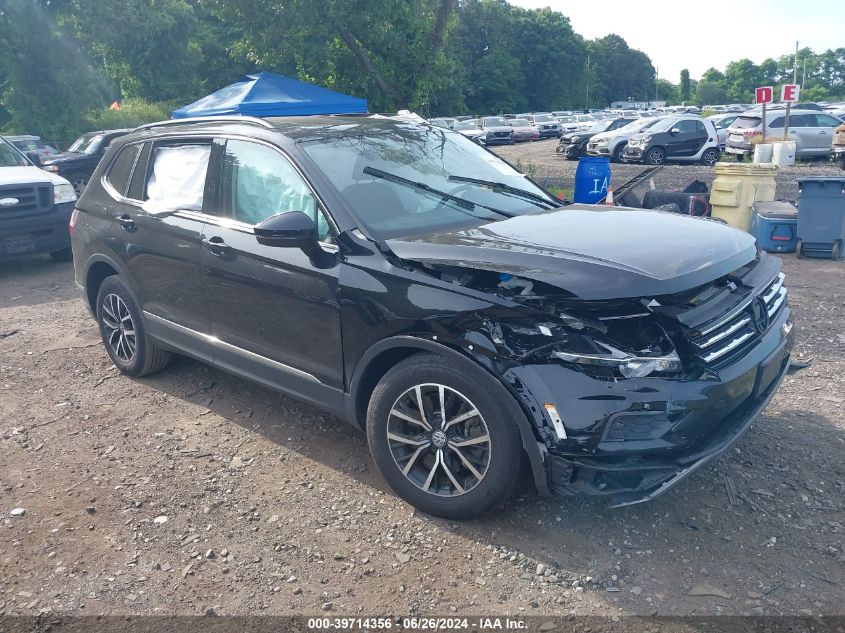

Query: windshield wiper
left=362, top=166, right=514, bottom=219
left=447, top=175, right=557, bottom=208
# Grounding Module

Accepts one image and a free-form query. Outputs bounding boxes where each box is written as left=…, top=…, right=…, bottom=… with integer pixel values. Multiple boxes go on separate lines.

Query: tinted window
left=142, top=142, right=211, bottom=215
left=220, top=140, right=332, bottom=241
left=733, top=116, right=761, bottom=129
left=483, top=117, right=508, bottom=127
left=127, top=143, right=151, bottom=201
left=769, top=117, right=785, bottom=128
left=106, top=144, right=142, bottom=197
left=673, top=120, right=698, bottom=133
left=815, top=114, right=842, bottom=127
left=714, top=116, right=736, bottom=129
left=788, top=114, right=813, bottom=127
left=0, top=138, right=28, bottom=167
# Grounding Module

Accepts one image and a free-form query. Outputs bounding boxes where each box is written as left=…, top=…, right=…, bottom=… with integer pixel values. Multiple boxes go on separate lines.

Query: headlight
left=44, top=164, right=60, bottom=173
left=552, top=344, right=681, bottom=378
left=54, top=183, right=77, bottom=205
left=640, top=135, right=653, bottom=144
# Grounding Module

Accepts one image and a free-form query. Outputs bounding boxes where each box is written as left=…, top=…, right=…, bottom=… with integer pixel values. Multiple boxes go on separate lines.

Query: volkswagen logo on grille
left=751, top=297, right=770, bottom=333
left=431, top=430, right=447, bottom=448
left=0, top=197, right=20, bottom=207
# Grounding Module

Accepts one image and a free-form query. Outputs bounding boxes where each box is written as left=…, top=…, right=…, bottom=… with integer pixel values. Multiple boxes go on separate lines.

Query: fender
left=348, top=335, right=550, bottom=496
left=80, top=250, right=133, bottom=315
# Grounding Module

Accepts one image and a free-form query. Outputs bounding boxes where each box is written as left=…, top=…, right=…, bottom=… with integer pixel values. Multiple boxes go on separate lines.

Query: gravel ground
left=1, top=150, right=844, bottom=624
left=493, top=138, right=845, bottom=202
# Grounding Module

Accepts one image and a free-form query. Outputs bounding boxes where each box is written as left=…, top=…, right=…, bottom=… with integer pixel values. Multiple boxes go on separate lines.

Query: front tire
left=644, top=147, right=666, bottom=165
left=95, top=275, right=170, bottom=377
left=366, top=353, right=523, bottom=519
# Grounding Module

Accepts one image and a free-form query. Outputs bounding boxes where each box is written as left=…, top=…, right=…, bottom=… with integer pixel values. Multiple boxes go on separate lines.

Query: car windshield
left=588, top=120, right=616, bottom=133
left=300, top=123, right=554, bottom=240
left=67, top=133, right=104, bottom=155
left=453, top=121, right=478, bottom=131
left=0, top=138, right=28, bottom=167
left=732, top=116, right=761, bottom=129
left=648, top=118, right=688, bottom=133
left=558, top=117, right=574, bottom=123
left=510, top=119, right=530, bottom=126
left=620, top=118, right=659, bottom=133
left=576, top=115, right=594, bottom=122
left=12, top=139, right=43, bottom=151
left=533, top=115, right=554, bottom=122
left=482, top=117, right=509, bottom=127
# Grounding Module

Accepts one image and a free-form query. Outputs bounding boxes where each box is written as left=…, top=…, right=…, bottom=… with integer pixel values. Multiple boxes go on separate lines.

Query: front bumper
left=556, top=141, right=582, bottom=159
left=505, top=303, right=794, bottom=507
left=621, top=145, right=646, bottom=162
left=0, top=201, right=74, bottom=259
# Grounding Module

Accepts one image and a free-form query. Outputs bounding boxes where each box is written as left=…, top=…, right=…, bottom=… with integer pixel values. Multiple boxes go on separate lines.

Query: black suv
left=41, top=129, right=131, bottom=194
left=72, top=115, right=793, bottom=519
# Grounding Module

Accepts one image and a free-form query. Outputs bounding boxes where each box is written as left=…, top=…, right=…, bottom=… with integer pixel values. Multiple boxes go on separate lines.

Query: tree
left=680, top=69, right=691, bottom=102
left=587, top=35, right=655, bottom=104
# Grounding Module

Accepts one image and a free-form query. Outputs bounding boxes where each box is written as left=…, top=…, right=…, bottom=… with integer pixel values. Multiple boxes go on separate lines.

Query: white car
left=587, top=117, right=666, bottom=162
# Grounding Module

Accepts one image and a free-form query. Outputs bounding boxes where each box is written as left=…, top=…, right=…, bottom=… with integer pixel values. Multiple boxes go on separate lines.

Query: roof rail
left=133, top=115, right=277, bottom=132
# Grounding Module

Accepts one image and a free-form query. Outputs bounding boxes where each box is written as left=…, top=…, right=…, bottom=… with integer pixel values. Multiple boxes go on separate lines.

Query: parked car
left=7, top=135, right=59, bottom=158
left=725, top=110, right=843, bottom=158
left=0, top=134, right=77, bottom=261
left=508, top=118, right=540, bottom=142
left=452, top=120, right=485, bottom=144
left=556, top=116, right=579, bottom=134
left=707, top=114, right=739, bottom=149
left=573, top=114, right=597, bottom=131
left=622, top=116, right=721, bottom=165
left=476, top=116, right=513, bottom=145
left=524, top=114, right=561, bottom=138
left=587, top=116, right=666, bottom=162
left=71, top=114, right=793, bottom=518
left=429, top=117, right=457, bottom=129
left=41, top=129, right=131, bottom=194
left=557, top=117, right=636, bottom=160
left=829, top=123, right=845, bottom=169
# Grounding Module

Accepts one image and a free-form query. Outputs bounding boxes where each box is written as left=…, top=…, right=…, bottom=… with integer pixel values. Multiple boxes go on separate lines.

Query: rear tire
left=49, top=248, right=73, bottom=262
left=95, top=275, right=170, bottom=377
left=700, top=147, right=720, bottom=166
left=366, top=353, right=523, bottom=519
left=796, top=239, right=804, bottom=259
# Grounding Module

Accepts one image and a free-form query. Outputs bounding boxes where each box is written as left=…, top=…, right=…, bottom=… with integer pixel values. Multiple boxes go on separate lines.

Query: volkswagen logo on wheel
left=431, top=430, right=447, bottom=448
left=0, top=197, right=20, bottom=207
left=751, top=297, right=770, bottom=332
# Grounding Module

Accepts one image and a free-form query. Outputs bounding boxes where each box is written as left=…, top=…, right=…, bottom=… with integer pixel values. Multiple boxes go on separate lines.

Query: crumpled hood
left=0, top=166, right=71, bottom=187
left=386, top=206, right=757, bottom=300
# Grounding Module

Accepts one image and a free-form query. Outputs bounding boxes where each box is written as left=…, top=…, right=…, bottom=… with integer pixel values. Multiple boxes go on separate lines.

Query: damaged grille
left=690, top=272, right=786, bottom=366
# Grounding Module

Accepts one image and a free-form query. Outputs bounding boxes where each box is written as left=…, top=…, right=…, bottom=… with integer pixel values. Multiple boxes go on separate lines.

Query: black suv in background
left=557, top=117, right=636, bottom=160
left=71, top=115, right=793, bottom=519
left=41, top=128, right=130, bottom=194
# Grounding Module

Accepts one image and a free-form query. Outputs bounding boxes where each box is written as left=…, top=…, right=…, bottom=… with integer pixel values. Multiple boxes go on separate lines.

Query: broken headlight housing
left=551, top=344, right=681, bottom=378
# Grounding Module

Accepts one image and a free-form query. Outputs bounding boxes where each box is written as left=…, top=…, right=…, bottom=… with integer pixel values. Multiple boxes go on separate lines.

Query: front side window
left=220, top=140, right=332, bottom=241
left=68, top=134, right=104, bottom=155
left=673, top=120, right=698, bottom=134
left=815, top=114, right=842, bottom=127
left=143, top=143, right=211, bottom=215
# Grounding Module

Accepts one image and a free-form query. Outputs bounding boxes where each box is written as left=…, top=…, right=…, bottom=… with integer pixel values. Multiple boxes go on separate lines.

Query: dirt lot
left=2, top=150, right=844, bottom=624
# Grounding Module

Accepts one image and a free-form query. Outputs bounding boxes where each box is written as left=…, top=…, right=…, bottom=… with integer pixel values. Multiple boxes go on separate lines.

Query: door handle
left=115, top=214, right=135, bottom=231
left=202, top=236, right=230, bottom=256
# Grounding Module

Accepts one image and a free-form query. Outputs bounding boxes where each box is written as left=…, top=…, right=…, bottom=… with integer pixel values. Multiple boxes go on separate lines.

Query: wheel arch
left=348, top=335, right=551, bottom=496
left=83, top=253, right=127, bottom=316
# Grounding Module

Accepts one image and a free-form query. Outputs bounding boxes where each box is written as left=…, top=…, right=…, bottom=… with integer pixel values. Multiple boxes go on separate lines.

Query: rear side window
left=815, top=114, right=841, bottom=127
left=733, top=116, right=761, bottom=129
left=790, top=114, right=814, bottom=127
left=142, top=142, right=211, bottom=215
left=769, top=117, right=785, bottom=128
left=106, top=144, right=142, bottom=197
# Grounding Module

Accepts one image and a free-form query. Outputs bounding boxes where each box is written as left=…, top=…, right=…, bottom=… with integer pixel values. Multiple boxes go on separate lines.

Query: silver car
left=587, top=116, right=665, bottom=162
left=725, top=110, right=843, bottom=158
left=706, top=114, right=739, bottom=149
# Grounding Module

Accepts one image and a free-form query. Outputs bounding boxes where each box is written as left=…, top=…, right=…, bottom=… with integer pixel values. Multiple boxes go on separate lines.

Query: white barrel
left=772, top=141, right=796, bottom=167
left=753, top=143, right=773, bottom=163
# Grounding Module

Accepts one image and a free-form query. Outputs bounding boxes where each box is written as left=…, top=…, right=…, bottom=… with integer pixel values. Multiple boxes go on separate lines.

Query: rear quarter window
left=105, top=144, right=142, bottom=197
left=733, top=117, right=761, bottom=129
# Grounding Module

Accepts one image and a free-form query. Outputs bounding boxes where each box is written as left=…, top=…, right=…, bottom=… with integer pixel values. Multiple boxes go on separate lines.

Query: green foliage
left=88, top=99, right=175, bottom=130
left=680, top=69, right=691, bottom=102
left=587, top=35, right=655, bottom=106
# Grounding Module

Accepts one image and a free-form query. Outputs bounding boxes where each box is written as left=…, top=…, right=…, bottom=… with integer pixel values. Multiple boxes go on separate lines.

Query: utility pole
left=585, top=54, right=590, bottom=111
left=784, top=41, right=798, bottom=135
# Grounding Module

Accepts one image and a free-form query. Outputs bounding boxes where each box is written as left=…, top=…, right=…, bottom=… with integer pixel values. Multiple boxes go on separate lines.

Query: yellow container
left=710, top=162, right=778, bottom=232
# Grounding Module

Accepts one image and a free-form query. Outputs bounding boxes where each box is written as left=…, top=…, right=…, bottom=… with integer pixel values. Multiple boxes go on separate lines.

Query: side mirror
left=254, top=211, right=318, bottom=248
left=25, top=150, right=42, bottom=166
left=670, top=128, right=681, bottom=135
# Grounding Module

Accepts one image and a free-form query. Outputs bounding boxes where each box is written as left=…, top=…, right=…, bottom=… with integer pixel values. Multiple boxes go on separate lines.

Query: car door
left=199, top=137, right=344, bottom=402
left=783, top=114, right=816, bottom=156
left=665, top=120, right=700, bottom=157
left=108, top=138, right=214, bottom=362
left=813, top=114, right=842, bottom=155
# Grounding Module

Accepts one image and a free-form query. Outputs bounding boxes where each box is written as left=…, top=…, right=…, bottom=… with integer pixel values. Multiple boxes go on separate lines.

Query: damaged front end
left=393, top=251, right=794, bottom=508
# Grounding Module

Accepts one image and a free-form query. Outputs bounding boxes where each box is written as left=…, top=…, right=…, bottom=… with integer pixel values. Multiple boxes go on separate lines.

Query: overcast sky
left=509, top=0, right=845, bottom=81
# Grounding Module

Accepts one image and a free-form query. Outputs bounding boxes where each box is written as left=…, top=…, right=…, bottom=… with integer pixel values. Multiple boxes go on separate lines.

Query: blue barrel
left=573, top=156, right=611, bottom=204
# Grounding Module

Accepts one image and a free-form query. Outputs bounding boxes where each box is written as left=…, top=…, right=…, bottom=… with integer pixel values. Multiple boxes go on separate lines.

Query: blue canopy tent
left=171, top=71, right=368, bottom=119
